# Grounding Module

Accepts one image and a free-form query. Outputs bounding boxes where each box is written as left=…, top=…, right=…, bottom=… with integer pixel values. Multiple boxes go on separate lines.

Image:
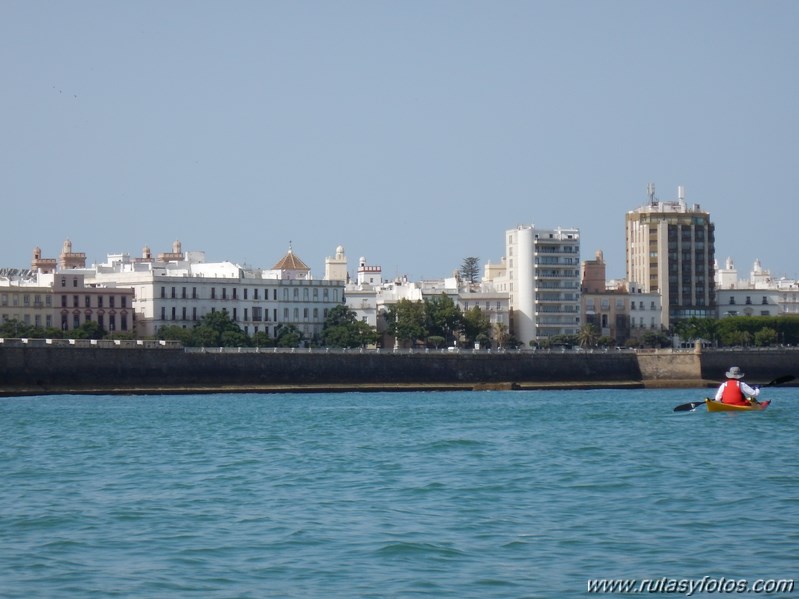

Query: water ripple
left=1, top=389, right=797, bottom=598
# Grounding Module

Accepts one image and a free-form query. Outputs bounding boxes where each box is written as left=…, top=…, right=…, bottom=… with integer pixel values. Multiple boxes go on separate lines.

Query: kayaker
left=714, top=366, right=761, bottom=406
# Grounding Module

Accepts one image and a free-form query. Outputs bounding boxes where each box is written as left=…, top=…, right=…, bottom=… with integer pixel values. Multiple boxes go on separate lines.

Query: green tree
left=386, top=299, right=427, bottom=347
left=640, top=330, right=671, bottom=348
left=460, top=257, right=480, bottom=286
left=321, top=304, right=379, bottom=348
left=424, top=293, right=463, bottom=345
left=190, top=310, right=248, bottom=347
left=462, top=305, right=491, bottom=346
left=251, top=330, right=275, bottom=347
left=577, top=323, right=600, bottom=348
left=158, top=325, right=194, bottom=345
left=275, top=324, right=303, bottom=348
left=427, top=335, right=445, bottom=349
left=754, top=327, right=778, bottom=347
left=67, top=320, right=107, bottom=340
left=0, top=318, right=35, bottom=338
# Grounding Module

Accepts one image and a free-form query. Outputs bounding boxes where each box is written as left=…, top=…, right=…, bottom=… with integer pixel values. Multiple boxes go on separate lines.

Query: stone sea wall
left=0, top=340, right=796, bottom=396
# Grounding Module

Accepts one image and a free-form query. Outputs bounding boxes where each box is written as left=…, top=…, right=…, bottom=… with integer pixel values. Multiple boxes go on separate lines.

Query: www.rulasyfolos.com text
left=587, top=576, right=795, bottom=595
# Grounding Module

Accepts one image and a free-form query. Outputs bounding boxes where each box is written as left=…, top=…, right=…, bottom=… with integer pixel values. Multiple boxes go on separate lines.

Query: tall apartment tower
left=506, top=225, right=581, bottom=345
left=625, top=184, right=715, bottom=329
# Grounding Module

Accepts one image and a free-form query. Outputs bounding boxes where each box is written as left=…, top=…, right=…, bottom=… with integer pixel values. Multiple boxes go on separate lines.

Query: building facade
left=1, top=270, right=134, bottom=334
left=502, top=225, right=581, bottom=345
left=84, top=247, right=344, bottom=341
left=625, top=184, right=715, bottom=329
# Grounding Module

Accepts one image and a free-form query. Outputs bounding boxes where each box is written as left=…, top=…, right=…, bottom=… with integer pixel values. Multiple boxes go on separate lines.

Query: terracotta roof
left=272, top=249, right=310, bottom=272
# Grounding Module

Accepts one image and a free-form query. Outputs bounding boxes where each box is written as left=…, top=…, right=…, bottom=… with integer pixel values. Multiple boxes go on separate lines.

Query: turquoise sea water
left=1, top=389, right=797, bottom=598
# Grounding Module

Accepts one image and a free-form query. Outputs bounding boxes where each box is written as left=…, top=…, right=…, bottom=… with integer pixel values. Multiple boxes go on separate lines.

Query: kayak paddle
left=673, top=399, right=707, bottom=412
left=672, top=374, right=795, bottom=412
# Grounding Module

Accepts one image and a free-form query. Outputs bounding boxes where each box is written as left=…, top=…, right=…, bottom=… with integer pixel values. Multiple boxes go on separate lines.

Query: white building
left=492, top=225, right=581, bottom=346
left=82, top=244, right=345, bottom=340
left=714, top=258, right=782, bottom=317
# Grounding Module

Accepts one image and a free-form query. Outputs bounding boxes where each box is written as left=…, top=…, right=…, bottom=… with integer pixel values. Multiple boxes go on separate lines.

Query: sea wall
left=0, top=342, right=641, bottom=395
left=1, top=341, right=797, bottom=396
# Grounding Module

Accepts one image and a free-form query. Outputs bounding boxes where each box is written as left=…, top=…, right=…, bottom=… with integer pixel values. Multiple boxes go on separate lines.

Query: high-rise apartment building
left=504, top=225, right=581, bottom=345
left=625, top=184, right=715, bottom=329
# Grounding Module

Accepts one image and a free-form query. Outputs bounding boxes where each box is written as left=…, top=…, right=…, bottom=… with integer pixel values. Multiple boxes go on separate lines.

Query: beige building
left=1, top=268, right=134, bottom=334
left=625, top=184, right=715, bottom=329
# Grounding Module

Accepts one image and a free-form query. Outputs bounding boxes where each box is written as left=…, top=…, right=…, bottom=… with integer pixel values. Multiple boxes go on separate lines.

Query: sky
left=2, top=1, right=798, bottom=282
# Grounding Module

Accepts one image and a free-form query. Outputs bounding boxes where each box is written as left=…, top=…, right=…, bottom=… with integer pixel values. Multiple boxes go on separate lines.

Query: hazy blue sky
left=2, top=1, right=798, bottom=282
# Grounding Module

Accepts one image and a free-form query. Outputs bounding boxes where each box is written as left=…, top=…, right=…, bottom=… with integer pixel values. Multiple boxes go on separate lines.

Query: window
left=121, top=315, right=128, bottom=331
left=211, top=288, right=216, bottom=299
left=222, top=288, right=227, bottom=300
left=98, top=296, right=104, bottom=308
left=171, top=307, right=176, bottom=320
left=303, top=288, right=309, bottom=301
left=254, top=289, right=259, bottom=300
left=109, top=296, right=115, bottom=308
left=192, top=307, right=197, bottom=321
left=61, top=278, right=66, bottom=288
left=61, top=296, right=67, bottom=307
left=73, top=314, right=80, bottom=328
left=244, top=308, right=248, bottom=321
left=233, top=308, right=238, bottom=321
left=182, top=287, right=187, bottom=299
left=182, top=307, right=187, bottom=320
left=85, top=296, right=91, bottom=308
left=171, top=287, right=176, bottom=299
left=233, top=288, right=238, bottom=300
left=283, top=308, right=289, bottom=319
left=73, top=295, right=79, bottom=307
left=244, top=289, right=248, bottom=300
left=192, top=287, right=197, bottom=299
left=73, top=279, right=78, bottom=288
left=161, top=307, right=166, bottom=320
left=161, top=286, right=166, bottom=298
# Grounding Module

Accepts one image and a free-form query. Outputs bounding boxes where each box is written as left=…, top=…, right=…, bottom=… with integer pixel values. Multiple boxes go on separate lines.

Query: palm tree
left=577, top=323, right=600, bottom=348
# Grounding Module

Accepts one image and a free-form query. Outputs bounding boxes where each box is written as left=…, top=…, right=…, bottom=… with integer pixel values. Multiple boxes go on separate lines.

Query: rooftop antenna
left=647, top=182, right=656, bottom=205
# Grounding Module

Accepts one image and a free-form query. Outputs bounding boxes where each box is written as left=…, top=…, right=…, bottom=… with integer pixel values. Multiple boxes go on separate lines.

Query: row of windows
left=60, top=295, right=128, bottom=309
left=160, top=306, right=331, bottom=323
left=159, top=286, right=339, bottom=302
left=2, top=313, right=53, bottom=328
left=727, top=296, right=769, bottom=305
left=61, top=312, right=129, bottom=331
left=1, top=294, right=53, bottom=307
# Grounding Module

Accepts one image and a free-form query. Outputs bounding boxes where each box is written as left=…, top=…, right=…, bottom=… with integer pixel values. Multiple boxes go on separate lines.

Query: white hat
left=726, top=366, right=745, bottom=379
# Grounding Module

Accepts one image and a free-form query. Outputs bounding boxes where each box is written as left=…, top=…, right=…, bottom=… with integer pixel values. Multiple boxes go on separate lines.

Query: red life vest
left=721, top=380, right=749, bottom=405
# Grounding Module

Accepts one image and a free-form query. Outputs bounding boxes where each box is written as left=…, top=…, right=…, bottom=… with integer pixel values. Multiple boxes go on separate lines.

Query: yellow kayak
left=706, top=399, right=770, bottom=412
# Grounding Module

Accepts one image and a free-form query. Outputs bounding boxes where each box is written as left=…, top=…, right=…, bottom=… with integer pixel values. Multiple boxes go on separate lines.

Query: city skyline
left=3, top=2, right=798, bottom=280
